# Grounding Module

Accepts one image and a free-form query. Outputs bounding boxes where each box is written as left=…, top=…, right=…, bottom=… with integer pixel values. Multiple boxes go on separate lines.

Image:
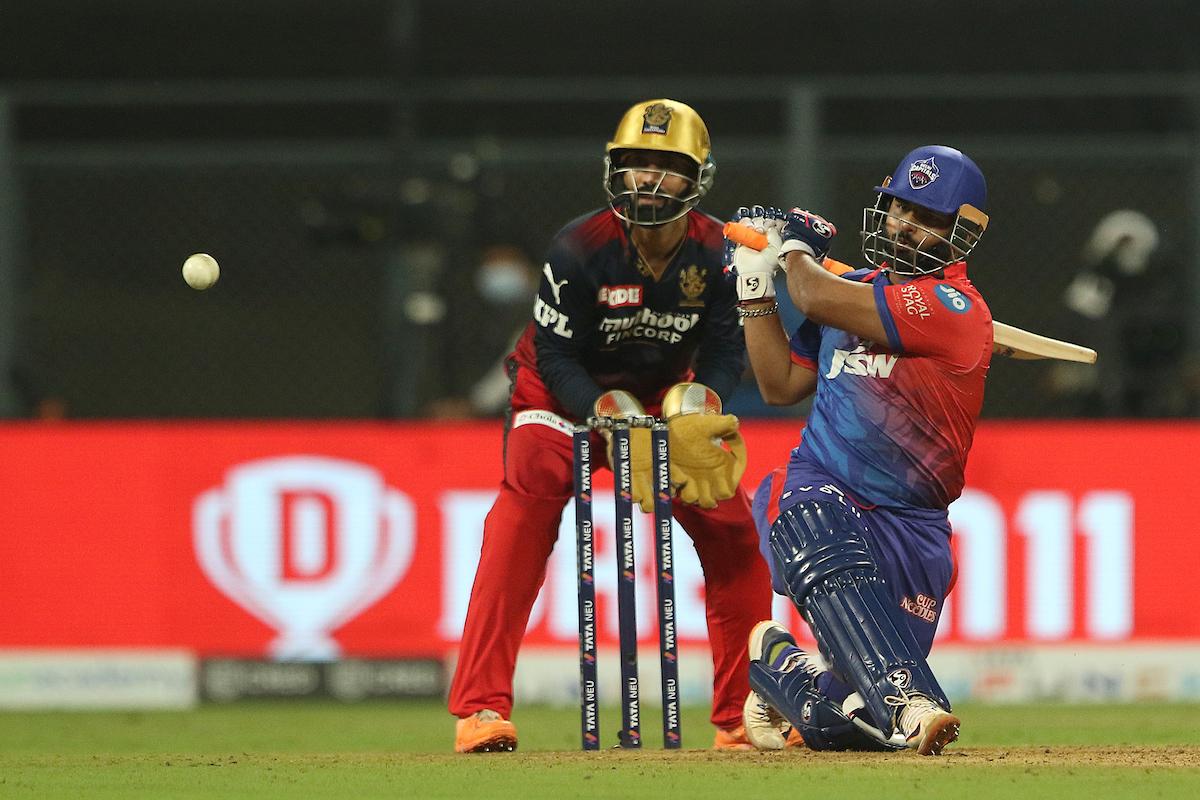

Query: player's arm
left=743, top=313, right=817, bottom=405
left=783, top=254, right=887, bottom=344
left=532, top=246, right=604, bottom=419
left=777, top=209, right=889, bottom=344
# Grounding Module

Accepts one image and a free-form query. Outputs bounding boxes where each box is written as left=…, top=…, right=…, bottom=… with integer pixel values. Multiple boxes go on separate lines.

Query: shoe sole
left=914, top=713, right=960, bottom=756
left=458, top=734, right=518, bottom=754
left=747, top=619, right=788, bottom=662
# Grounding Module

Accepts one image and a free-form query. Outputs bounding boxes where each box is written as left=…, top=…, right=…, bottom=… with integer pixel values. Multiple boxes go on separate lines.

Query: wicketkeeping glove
left=780, top=208, right=838, bottom=263
left=594, top=389, right=656, bottom=513
left=661, top=382, right=748, bottom=509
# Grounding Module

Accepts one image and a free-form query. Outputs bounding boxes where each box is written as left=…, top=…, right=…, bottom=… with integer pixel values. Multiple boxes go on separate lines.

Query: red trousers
left=447, top=416, right=772, bottom=731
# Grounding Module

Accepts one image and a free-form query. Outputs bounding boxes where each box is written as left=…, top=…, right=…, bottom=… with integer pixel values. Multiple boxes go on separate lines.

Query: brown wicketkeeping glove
left=594, top=390, right=655, bottom=513
left=662, top=383, right=748, bottom=509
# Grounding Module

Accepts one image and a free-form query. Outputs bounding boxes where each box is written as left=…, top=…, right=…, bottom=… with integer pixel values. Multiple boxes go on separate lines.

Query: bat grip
left=722, top=222, right=769, bottom=251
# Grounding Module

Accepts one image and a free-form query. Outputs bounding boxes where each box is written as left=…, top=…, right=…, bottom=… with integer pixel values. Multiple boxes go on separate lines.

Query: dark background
left=5, top=1, right=1196, bottom=82
left=2, top=0, right=1197, bottom=419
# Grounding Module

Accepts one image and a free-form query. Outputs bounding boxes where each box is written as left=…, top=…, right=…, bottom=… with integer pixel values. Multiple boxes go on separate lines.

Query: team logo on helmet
left=908, top=157, right=940, bottom=190
left=641, top=102, right=673, bottom=135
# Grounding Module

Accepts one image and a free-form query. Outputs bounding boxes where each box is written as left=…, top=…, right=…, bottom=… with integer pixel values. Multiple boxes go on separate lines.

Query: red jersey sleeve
left=873, top=268, right=992, bottom=371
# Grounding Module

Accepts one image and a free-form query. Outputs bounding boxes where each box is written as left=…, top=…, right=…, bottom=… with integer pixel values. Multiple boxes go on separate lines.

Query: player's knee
left=767, top=500, right=876, bottom=604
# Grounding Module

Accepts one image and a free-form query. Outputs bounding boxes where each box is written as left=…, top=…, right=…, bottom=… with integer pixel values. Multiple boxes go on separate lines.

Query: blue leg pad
left=749, top=659, right=903, bottom=751
left=768, top=500, right=949, bottom=738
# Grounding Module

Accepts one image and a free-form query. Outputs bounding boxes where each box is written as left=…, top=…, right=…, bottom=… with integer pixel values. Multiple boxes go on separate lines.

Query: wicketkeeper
left=448, top=98, right=772, bottom=753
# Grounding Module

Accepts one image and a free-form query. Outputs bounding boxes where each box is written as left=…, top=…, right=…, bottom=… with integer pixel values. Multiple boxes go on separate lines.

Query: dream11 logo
left=193, top=456, right=415, bottom=660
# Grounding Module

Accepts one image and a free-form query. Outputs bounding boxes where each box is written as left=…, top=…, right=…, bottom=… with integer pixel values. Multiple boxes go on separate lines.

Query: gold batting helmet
left=603, top=99, right=715, bottom=226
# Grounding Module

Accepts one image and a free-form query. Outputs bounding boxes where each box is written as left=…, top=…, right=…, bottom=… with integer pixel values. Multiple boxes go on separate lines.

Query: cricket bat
left=722, top=221, right=1098, bottom=365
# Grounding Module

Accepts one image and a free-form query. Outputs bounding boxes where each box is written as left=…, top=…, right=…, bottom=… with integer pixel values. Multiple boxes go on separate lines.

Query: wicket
left=572, top=415, right=681, bottom=750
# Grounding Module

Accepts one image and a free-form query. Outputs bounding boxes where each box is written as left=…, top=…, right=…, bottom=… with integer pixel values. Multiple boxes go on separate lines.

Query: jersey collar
left=876, top=260, right=969, bottom=284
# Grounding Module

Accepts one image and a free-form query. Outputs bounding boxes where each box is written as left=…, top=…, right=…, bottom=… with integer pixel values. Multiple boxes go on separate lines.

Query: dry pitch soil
left=415, top=746, right=1200, bottom=768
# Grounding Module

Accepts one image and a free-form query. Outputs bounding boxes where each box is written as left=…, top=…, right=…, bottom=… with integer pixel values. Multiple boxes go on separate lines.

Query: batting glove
left=725, top=206, right=784, bottom=305
left=780, top=208, right=837, bottom=263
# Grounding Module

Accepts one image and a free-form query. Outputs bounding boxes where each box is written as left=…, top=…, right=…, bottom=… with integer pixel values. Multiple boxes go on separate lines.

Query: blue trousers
left=751, top=453, right=955, bottom=705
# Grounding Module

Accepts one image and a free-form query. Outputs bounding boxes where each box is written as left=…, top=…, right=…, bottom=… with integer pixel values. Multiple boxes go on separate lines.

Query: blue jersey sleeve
left=788, top=319, right=822, bottom=368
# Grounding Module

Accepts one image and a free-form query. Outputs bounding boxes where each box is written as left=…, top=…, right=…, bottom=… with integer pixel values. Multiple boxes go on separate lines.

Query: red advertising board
left=0, top=421, right=1196, bottom=658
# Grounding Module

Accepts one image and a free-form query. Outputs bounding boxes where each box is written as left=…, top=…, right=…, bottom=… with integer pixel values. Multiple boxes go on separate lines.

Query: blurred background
left=3, top=0, right=1199, bottom=420
left=1, top=0, right=1199, bottom=715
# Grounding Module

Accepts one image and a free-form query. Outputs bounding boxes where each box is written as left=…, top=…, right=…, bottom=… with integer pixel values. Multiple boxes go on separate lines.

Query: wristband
left=736, top=303, right=779, bottom=318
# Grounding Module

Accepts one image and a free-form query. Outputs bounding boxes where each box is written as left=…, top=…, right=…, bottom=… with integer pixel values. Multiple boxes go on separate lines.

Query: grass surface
left=2, top=701, right=1198, bottom=798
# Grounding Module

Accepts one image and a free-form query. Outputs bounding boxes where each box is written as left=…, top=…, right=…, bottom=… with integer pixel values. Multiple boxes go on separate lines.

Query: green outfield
left=2, top=701, right=1198, bottom=799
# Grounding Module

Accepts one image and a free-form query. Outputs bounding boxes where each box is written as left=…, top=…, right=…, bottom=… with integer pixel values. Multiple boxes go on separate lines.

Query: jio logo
left=935, top=284, right=972, bottom=314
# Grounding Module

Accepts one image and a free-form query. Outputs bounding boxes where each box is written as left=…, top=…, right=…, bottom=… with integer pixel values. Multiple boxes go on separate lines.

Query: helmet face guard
left=859, top=145, right=989, bottom=276
left=603, top=99, right=714, bottom=227
left=861, top=194, right=988, bottom=276
left=604, top=154, right=714, bottom=226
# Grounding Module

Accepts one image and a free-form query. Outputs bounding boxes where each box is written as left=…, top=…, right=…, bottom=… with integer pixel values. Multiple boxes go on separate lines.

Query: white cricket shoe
left=895, top=694, right=960, bottom=756
left=742, top=690, right=790, bottom=750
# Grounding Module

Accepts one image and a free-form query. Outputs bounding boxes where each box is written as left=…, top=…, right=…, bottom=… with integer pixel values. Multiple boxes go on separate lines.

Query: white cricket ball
left=182, top=253, right=220, bottom=291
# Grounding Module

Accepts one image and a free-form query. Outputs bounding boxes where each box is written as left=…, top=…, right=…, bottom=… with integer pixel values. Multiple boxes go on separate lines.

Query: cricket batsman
left=449, top=99, right=773, bottom=752
left=727, top=146, right=992, bottom=755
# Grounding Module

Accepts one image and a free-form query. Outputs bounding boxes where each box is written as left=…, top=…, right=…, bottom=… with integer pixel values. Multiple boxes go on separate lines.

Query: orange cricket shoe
left=454, top=710, right=518, bottom=753
left=785, top=727, right=806, bottom=748
left=712, top=725, right=755, bottom=751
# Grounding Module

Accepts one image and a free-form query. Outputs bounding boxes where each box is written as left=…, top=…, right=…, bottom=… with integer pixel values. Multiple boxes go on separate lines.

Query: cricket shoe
left=742, top=620, right=826, bottom=751
left=742, top=696, right=808, bottom=749
left=892, top=694, right=960, bottom=756
left=742, top=690, right=790, bottom=750
left=712, top=724, right=755, bottom=751
left=454, top=710, right=518, bottom=753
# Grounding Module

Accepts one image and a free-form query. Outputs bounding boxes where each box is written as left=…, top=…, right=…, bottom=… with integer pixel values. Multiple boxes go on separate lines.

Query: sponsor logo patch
left=598, top=308, right=700, bottom=346
left=899, top=283, right=931, bottom=319
left=909, top=156, right=940, bottom=190
left=825, top=345, right=899, bottom=380
left=934, top=283, right=972, bottom=313
left=900, top=593, right=939, bottom=623
left=534, top=297, right=574, bottom=337
left=598, top=285, right=642, bottom=308
left=542, top=262, right=568, bottom=305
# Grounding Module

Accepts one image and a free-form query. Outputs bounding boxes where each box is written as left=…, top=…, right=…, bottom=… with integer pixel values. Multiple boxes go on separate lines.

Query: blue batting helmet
left=874, top=145, right=987, bottom=215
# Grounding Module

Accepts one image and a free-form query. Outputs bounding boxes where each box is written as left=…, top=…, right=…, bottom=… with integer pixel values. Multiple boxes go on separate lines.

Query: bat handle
left=722, top=222, right=769, bottom=251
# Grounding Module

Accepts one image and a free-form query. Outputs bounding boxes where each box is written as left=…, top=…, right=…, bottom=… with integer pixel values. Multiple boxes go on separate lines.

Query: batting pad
left=749, top=658, right=902, bottom=751
left=768, top=500, right=949, bottom=739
